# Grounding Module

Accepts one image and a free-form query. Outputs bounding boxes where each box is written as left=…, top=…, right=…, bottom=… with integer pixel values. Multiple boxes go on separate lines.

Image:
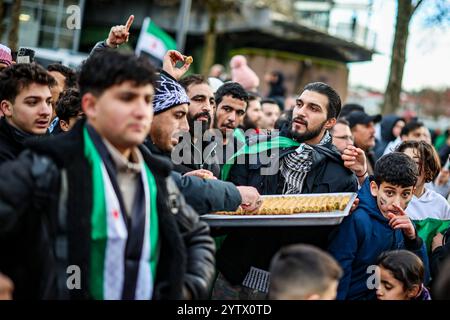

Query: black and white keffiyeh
left=280, top=131, right=332, bottom=194
left=153, top=71, right=190, bottom=114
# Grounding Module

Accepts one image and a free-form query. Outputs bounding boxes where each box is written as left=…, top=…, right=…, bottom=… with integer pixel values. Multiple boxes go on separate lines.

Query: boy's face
left=370, top=181, right=415, bottom=218
left=83, top=81, right=154, bottom=154
left=1, top=83, right=52, bottom=135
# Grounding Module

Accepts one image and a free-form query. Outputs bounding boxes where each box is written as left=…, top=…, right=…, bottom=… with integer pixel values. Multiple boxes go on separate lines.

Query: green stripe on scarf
left=144, top=165, right=160, bottom=281
left=84, top=126, right=160, bottom=299
left=221, top=136, right=300, bottom=181
left=413, top=218, right=450, bottom=252
left=83, top=127, right=107, bottom=300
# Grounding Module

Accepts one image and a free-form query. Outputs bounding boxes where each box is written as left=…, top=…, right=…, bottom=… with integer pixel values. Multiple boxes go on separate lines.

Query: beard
left=289, top=116, right=327, bottom=143
left=243, top=114, right=258, bottom=130
left=188, top=111, right=211, bottom=138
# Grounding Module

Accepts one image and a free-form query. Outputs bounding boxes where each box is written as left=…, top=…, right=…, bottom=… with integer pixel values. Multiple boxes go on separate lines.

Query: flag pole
left=176, top=0, right=192, bottom=53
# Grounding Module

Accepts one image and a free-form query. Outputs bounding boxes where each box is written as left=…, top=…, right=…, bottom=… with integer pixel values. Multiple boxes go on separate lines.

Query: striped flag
left=135, top=17, right=176, bottom=64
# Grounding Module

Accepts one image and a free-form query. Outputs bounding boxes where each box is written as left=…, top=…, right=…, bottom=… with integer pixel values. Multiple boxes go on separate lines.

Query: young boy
left=55, top=88, right=84, bottom=133
left=269, top=244, right=343, bottom=300
left=328, top=152, right=429, bottom=300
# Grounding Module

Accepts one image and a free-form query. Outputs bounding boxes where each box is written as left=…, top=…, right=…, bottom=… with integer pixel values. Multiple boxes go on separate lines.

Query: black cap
left=345, top=111, right=382, bottom=128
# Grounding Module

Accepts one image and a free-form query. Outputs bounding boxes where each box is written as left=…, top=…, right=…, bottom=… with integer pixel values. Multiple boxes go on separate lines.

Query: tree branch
left=412, top=0, right=425, bottom=15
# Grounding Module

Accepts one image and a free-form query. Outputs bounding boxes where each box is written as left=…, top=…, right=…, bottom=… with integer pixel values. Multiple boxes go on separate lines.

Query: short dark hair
left=0, top=63, right=56, bottom=103
left=214, top=82, right=248, bottom=108
left=401, top=121, right=425, bottom=137
left=261, top=98, right=279, bottom=106
left=377, top=250, right=424, bottom=293
left=269, top=244, right=342, bottom=299
left=78, top=49, right=157, bottom=97
left=47, top=63, right=77, bottom=89
left=56, top=88, right=81, bottom=122
left=396, top=140, right=441, bottom=183
left=374, top=152, right=419, bottom=188
left=179, top=74, right=208, bottom=90
left=247, top=91, right=261, bottom=102
left=303, top=82, right=341, bottom=119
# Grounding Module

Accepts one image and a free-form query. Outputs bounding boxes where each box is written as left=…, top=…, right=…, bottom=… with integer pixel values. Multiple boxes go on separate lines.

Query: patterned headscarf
left=153, top=71, right=190, bottom=114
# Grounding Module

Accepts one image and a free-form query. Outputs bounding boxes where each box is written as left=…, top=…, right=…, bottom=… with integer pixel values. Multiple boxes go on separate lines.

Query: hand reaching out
left=106, top=15, right=134, bottom=47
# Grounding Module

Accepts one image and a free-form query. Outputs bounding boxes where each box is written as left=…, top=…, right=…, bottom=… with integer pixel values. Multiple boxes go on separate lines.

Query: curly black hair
left=374, top=152, right=419, bottom=187
left=214, top=81, right=248, bottom=108
left=78, top=49, right=157, bottom=97
left=47, top=63, right=78, bottom=89
left=0, top=63, right=56, bottom=102
left=56, top=88, right=82, bottom=122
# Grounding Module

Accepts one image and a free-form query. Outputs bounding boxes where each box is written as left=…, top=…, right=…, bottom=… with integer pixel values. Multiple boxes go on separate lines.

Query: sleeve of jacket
left=170, top=171, right=241, bottom=214
left=166, top=177, right=216, bottom=300
left=328, top=214, right=360, bottom=300
left=0, top=151, right=58, bottom=234
left=89, top=40, right=110, bottom=56
left=404, top=234, right=431, bottom=284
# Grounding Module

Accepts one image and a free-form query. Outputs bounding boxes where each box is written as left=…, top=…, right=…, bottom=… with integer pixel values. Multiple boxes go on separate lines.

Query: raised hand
left=106, top=15, right=134, bottom=47
left=162, top=50, right=192, bottom=81
left=387, top=204, right=416, bottom=240
left=342, top=145, right=367, bottom=177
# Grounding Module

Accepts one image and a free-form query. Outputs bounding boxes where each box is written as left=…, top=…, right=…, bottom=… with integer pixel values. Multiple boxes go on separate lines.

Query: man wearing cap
left=345, top=110, right=382, bottom=176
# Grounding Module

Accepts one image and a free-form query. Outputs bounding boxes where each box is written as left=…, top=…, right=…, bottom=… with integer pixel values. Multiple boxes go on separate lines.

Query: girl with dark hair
left=376, top=250, right=431, bottom=300
left=397, top=141, right=450, bottom=251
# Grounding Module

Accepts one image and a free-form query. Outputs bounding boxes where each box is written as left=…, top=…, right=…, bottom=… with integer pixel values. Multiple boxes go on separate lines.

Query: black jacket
left=0, top=117, right=31, bottom=163
left=217, top=131, right=358, bottom=285
left=0, top=121, right=215, bottom=300
left=144, top=139, right=242, bottom=215
left=431, top=227, right=450, bottom=280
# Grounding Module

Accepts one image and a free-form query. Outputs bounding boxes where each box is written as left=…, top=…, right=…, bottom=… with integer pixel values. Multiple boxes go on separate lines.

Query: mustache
left=292, top=116, right=308, bottom=128
left=194, top=111, right=211, bottom=122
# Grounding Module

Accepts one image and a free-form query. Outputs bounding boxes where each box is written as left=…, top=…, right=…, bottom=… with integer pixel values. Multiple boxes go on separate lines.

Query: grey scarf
left=280, top=131, right=332, bottom=194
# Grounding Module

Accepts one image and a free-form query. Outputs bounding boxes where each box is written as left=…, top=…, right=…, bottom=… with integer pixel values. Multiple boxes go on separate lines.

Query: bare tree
left=382, top=0, right=449, bottom=114
left=8, top=0, right=22, bottom=52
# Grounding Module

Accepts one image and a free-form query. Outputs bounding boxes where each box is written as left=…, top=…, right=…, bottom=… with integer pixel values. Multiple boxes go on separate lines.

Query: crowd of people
left=0, top=17, right=449, bottom=301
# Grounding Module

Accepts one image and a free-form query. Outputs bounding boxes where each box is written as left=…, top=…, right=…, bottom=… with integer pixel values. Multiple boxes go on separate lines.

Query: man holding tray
left=214, top=82, right=359, bottom=299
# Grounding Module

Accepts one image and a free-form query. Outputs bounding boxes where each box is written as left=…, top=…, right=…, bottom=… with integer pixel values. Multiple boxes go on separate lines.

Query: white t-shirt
left=406, top=188, right=450, bottom=220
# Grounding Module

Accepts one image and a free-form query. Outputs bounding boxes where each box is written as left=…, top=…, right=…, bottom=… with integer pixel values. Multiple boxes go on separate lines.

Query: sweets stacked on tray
left=215, top=194, right=352, bottom=215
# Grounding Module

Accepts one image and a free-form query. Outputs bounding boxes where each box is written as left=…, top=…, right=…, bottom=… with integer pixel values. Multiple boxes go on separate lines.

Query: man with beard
left=213, top=82, right=358, bottom=300
left=213, top=82, right=248, bottom=171
left=177, top=74, right=221, bottom=177
left=146, top=58, right=261, bottom=215
left=0, top=63, right=55, bottom=163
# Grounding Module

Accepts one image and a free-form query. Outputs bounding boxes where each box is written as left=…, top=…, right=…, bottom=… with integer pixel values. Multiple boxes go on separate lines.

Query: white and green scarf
left=83, top=127, right=160, bottom=300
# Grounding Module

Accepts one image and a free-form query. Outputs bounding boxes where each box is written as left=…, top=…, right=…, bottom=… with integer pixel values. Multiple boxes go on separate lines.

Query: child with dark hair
left=269, top=244, right=342, bottom=300
left=396, top=141, right=450, bottom=251
left=55, top=88, right=84, bottom=133
left=376, top=250, right=430, bottom=300
left=328, top=152, right=429, bottom=300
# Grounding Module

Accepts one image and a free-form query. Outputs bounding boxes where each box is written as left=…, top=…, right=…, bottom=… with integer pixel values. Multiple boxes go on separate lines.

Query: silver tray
left=201, top=192, right=358, bottom=227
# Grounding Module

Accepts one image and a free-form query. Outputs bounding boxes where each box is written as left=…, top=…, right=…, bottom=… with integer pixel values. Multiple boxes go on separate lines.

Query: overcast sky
left=333, top=0, right=450, bottom=91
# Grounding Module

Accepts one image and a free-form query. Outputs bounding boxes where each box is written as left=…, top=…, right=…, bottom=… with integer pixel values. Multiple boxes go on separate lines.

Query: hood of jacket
left=380, top=115, right=403, bottom=142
